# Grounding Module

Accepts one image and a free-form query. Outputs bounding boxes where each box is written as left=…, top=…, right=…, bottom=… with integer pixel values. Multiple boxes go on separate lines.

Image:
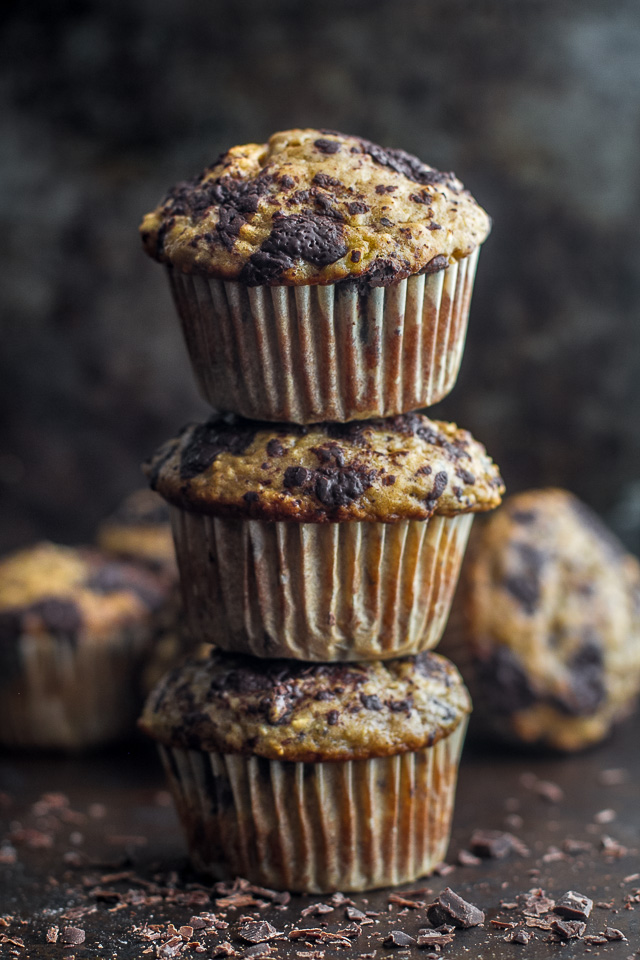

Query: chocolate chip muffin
left=96, top=488, right=177, bottom=578
left=440, top=489, right=640, bottom=751
left=144, top=413, right=504, bottom=660
left=140, top=649, right=471, bottom=892
left=0, top=542, right=170, bottom=750
left=140, top=128, right=491, bottom=421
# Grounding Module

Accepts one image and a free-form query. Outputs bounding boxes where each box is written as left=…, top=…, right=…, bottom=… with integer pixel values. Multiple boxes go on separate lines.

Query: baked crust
left=139, top=649, right=471, bottom=761
left=144, top=413, right=504, bottom=523
left=140, top=128, right=491, bottom=286
left=0, top=542, right=170, bottom=641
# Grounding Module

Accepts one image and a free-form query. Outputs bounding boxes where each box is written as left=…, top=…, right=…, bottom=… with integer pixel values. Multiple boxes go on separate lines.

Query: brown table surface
left=1, top=715, right=639, bottom=959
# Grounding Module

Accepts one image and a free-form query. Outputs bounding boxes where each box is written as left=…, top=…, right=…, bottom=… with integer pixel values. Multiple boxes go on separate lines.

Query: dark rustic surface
left=1, top=715, right=639, bottom=958
left=1, top=0, right=640, bottom=556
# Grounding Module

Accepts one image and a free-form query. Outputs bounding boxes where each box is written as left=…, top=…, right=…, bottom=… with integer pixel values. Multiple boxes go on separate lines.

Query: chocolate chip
left=556, top=640, right=605, bottom=716
left=61, top=927, right=86, bottom=945
left=475, top=646, right=537, bottom=714
left=427, top=471, right=448, bottom=503
left=283, top=466, right=311, bottom=488
left=262, top=213, right=347, bottom=266
left=347, top=201, right=369, bottom=215
left=360, top=138, right=453, bottom=186
left=379, top=217, right=393, bottom=227
left=313, top=466, right=375, bottom=507
left=375, top=184, right=398, bottom=194
left=469, top=829, right=521, bottom=859
left=360, top=693, right=383, bottom=711
left=314, top=138, right=341, bottom=154
left=350, top=250, right=362, bottom=263
left=327, top=710, right=339, bottom=725
left=243, top=491, right=259, bottom=503
left=280, top=175, right=295, bottom=189
left=180, top=419, right=256, bottom=480
left=426, top=888, right=484, bottom=929
left=504, top=543, right=544, bottom=614
left=504, top=928, right=533, bottom=944
left=455, top=467, right=476, bottom=485
left=312, top=172, right=344, bottom=189
left=266, top=438, right=284, bottom=457
left=554, top=891, right=593, bottom=921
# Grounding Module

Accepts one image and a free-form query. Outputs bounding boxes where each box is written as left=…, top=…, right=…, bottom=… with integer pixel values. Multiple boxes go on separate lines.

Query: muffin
left=0, top=542, right=170, bottom=750
left=140, top=128, right=491, bottom=422
left=139, top=649, right=471, bottom=892
left=144, top=412, right=504, bottom=660
left=96, top=488, right=178, bottom=578
left=440, top=489, right=640, bottom=752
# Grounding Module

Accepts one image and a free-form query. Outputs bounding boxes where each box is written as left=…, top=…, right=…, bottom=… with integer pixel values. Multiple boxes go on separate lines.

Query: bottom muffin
left=139, top=649, right=470, bottom=893
left=0, top=542, right=170, bottom=750
left=440, top=488, right=640, bottom=752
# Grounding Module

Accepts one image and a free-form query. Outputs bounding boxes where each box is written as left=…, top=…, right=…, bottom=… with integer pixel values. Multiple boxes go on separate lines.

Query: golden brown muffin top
left=0, top=542, right=170, bottom=642
left=97, top=489, right=177, bottom=575
left=462, top=489, right=640, bottom=726
left=140, top=128, right=491, bottom=287
left=139, top=649, right=471, bottom=761
left=144, top=413, right=504, bottom=523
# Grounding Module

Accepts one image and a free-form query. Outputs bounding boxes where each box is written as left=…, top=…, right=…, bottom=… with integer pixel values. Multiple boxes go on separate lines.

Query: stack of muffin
left=138, top=128, right=504, bottom=893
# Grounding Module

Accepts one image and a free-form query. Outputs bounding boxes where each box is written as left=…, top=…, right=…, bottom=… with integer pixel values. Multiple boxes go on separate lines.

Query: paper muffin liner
left=170, top=509, right=474, bottom=660
left=0, top=625, right=151, bottom=751
left=166, top=247, right=479, bottom=422
left=157, top=718, right=467, bottom=893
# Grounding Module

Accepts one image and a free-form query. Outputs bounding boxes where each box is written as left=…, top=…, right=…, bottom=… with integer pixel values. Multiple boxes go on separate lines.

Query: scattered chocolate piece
left=457, top=849, right=481, bottom=867
left=504, top=928, right=533, bottom=944
left=554, top=891, right=593, bottom=920
left=384, top=931, right=416, bottom=947
left=550, top=919, right=586, bottom=939
left=300, top=904, right=334, bottom=917
left=491, top=920, right=516, bottom=930
left=604, top=927, right=626, bottom=941
left=517, top=889, right=555, bottom=916
left=584, top=934, right=609, bottom=944
left=212, top=943, right=237, bottom=957
left=426, top=888, right=484, bottom=928
left=46, top=926, right=59, bottom=943
left=61, top=926, right=86, bottom=945
left=388, top=893, right=424, bottom=908
left=598, top=768, right=628, bottom=786
left=534, top=780, right=564, bottom=804
left=469, top=829, right=528, bottom=859
left=245, top=945, right=272, bottom=957
left=594, top=808, right=616, bottom=824
left=601, top=835, right=628, bottom=858
left=289, top=929, right=350, bottom=945
left=345, top=908, right=372, bottom=924
left=416, top=931, right=455, bottom=948
left=563, top=838, right=592, bottom=854
left=432, top=862, right=455, bottom=876
left=236, top=920, right=279, bottom=943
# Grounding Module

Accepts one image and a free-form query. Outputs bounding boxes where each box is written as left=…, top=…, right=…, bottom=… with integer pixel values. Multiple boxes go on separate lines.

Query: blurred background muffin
left=96, top=487, right=177, bottom=578
left=440, top=489, right=640, bottom=751
left=0, top=541, right=170, bottom=750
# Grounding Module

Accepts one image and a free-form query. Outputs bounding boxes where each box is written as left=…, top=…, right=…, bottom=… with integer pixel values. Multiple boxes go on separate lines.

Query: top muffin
left=140, top=128, right=491, bottom=286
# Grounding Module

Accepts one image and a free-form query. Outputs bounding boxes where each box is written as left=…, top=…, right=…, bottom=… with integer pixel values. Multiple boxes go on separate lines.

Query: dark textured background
left=2, top=0, right=640, bottom=554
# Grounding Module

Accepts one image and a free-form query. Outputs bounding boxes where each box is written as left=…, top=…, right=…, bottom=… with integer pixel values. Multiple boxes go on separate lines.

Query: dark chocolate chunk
left=375, top=184, right=398, bottom=194
left=511, top=509, right=537, bottom=524
left=360, top=693, right=383, bottom=711
left=61, top=927, right=86, bottom=945
left=550, top=919, right=586, bottom=939
left=280, top=175, right=295, bottom=189
left=314, top=138, right=341, bottom=154
left=504, top=928, right=533, bottom=944
left=262, top=213, right=347, bottom=266
left=469, top=829, right=521, bottom=859
left=243, top=491, right=259, bottom=503
left=426, top=471, right=448, bottom=504
left=426, top=888, right=484, bottom=929
left=359, top=138, right=453, bottom=187
left=554, top=891, right=593, bottom=921
left=556, top=640, right=605, bottom=716
left=603, top=927, right=625, bottom=941
left=422, top=254, right=449, bottom=274
left=313, top=466, right=375, bottom=507
left=455, top=467, right=476, bottom=485
left=326, top=710, right=339, bottom=725
left=180, top=419, right=256, bottom=480
left=504, top=542, right=544, bottom=614
left=384, top=931, right=416, bottom=947
left=350, top=249, right=362, bottom=263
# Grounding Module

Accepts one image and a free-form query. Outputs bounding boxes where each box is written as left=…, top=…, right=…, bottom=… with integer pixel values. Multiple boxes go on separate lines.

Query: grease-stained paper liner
left=157, top=719, right=467, bottom=893
left=0, top=626, right=150, bottom=751
left=171, top=510, right=474, bottom=661
left=167, top=248, right=479, bottom=422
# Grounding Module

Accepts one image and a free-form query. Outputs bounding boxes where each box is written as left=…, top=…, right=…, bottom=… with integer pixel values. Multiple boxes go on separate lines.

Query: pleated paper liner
left=171, top=510, right=474, bottom=660
left=167, top=247, right=479, bottom=422
left=157, top=718, right=467, bottom=893
left=0, top=626, right=151, bottom=751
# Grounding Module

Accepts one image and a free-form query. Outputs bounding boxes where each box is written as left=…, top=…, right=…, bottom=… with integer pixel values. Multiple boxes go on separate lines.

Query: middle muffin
left=146, top=412, right=504, bottom=661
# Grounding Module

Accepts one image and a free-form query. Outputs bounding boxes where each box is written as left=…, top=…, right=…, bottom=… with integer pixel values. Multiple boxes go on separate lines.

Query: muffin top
left=140, top=649, right=471, bottom=761
left=462, top=489, right=640, bottom=722
left=97, top=489, right=177, bottom=574
left=140, top=128, right=491, bottom=287
left=0, top=542, right=170, bottom=642
left=145, top=413, right=504, bottom=523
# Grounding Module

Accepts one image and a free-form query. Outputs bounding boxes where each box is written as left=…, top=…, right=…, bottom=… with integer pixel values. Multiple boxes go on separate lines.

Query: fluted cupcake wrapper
left=167, top=248, right=479, bottom=423
left=157, top=718, right=467, bottom=893
left=170, top=510, right=474, bottom=661
left=0, top=626, right=151, bottom=751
